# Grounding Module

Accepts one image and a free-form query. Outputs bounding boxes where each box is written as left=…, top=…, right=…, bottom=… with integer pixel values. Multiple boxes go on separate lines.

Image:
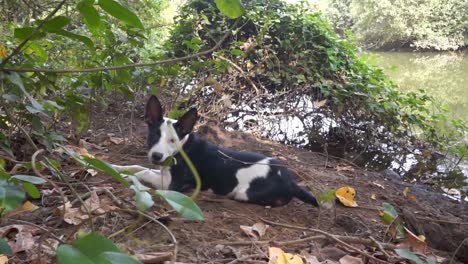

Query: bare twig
left=2, top=20, right=239, bottom=74
left=450, top=237, right=468, bottom=264
left=260, top=217, right=391, bottom=264
left=117, top=209, right=178, bottom=264
left=214, top=54, right=261, bottom=96
left=9, top=219, right=65, bottom=244
left=31, top=149, right=66, bottom=227
left=226, top=254, right=264, bottom=264
left=369, top=236, right=394, bottom=261
left=0, top=0, right=67, bottom=67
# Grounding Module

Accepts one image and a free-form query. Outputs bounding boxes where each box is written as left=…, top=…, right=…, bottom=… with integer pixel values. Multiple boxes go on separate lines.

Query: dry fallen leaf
left=314, top=99, right=328, bottom=108
left=0, top=225, right=40, bottom=253
left=397, top=227, right=427, bottom=254
left=339, top=255, right=363, bottom=264
left=268, top=247, right=303, bottom=264
left=403, top=187, right=410, bottom=197
left=0, top=255, right=7, bottom=264
left=109, top=137, right=125, bottom=145
left=370, top=193, right=377, bottom=200
left=6, top=201, right=40, bottom=217
left=371, top=181, right=385, bottom=189
left=335, top=186, right=358, bottom=207
left=240, top=222, right=269, bottom=240
left=81, top=191, right=101, bottom=213
left=408, top=195, right=417, bottom=202
left=336, top=164, right=354, bottom=172
left=301, top=255, right=320, bottom=264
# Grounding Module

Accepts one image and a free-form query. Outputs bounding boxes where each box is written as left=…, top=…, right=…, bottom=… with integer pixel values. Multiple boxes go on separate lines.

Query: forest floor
left=2, top=98, right=467, bottom=264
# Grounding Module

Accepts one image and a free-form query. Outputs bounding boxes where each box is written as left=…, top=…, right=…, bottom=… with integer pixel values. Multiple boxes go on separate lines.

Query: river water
left=363, top=51, right=468, bottom=121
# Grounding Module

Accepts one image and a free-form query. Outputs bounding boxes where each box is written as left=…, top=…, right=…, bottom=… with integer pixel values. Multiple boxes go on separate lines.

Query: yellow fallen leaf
left=21, top=201, right=39, bottom=212
left=0, top=46, right=7, bottom=59
left=403, top=187, right=410, bottom=197
left=418, top=235, right=426, bottom=242
left=371, top=193, right=376, bottom=200
left=409, top=195, right=416, bottom=202
left=0, top=255, right=8, bottom=264
left=268, top=247, right=303, bottom=264
left=314, top=99, right=328, bottom=108
left=247, top=61, right=254, bottom=70
left=335, top=186, right=358, bottom=207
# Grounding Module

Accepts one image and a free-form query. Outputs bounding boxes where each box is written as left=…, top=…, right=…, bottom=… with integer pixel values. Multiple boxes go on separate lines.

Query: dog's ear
left=145, top=95, right=164, bottom=125
left=175, top=108, right=198, bottom=136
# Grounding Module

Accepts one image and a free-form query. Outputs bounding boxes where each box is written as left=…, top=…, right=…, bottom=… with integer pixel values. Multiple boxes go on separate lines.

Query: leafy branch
left=1, top=21, right=239, bottom=74
left=0, top=0, right=67, bottom=67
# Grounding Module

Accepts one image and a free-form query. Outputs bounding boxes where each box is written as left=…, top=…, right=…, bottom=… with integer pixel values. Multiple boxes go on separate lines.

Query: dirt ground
left=3, top=99, right=468, bottom=264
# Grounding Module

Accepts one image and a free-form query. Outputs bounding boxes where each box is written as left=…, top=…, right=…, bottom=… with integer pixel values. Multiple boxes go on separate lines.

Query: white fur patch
left=228, top=158, right=271, bottom=201
left=148, top=118, right=189, bottom=163
left=112, top=164, right=171, bottom=190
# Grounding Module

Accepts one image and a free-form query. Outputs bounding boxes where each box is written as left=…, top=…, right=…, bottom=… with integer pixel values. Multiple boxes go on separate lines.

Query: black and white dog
left=117, top=95, right=318, bottom=207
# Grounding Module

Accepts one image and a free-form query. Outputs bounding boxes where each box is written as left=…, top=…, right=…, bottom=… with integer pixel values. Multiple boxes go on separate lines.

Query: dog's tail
left=293, top=184, right=319, bottom=207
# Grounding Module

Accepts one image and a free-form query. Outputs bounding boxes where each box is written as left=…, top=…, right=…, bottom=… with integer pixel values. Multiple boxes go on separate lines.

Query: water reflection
left=364, top=51, right=468, bottom=121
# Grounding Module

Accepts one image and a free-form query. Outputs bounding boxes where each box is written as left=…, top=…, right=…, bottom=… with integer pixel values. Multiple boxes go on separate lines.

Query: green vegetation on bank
left=324, top=0, right=468, bottom=50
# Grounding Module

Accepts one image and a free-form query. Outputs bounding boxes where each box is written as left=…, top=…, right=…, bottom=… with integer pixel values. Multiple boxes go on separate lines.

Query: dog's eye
left=170, top=139, right=175, bottom=143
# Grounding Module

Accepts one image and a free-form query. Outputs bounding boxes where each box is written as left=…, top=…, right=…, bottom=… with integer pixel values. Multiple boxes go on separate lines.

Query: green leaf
left=57, top=233, right=133, bottom=264
left=215, top=0, right=245, bottom=19
left=22, top=182, right=41, bottom=199
left=55, top=30, right=95, bottom=50
left=0, top=179, right=26, bottom=213
left=100, top=252, right=141, bottom=264
left=5, top=72, right=45, bottom=114
left=128, top=176, right=153, bottom=211
left=394, top=249, right=424, bottom=264
left=98, top=0, right=144, bottom=29
left=0, top=238, right=13, bottom=256
left=155, top=190, right=204, bottom=221
left=14, top=27, right=46, bottom=40
left=77, top=1, right=101, bottom=32
left=130, top=186, right=154, bottom=211
left=81, top=156, right=129, bottom=187
left=11, top=175, right=46, bottom=184
left=382, top=202, right=398, bottom=219
left=42, top=16, right=70, bottom=32
left=27, top=42, right=48, bottom=62
left=317, top=188, right=335, bottom=208
left=57, top=244, right=95, bottom=264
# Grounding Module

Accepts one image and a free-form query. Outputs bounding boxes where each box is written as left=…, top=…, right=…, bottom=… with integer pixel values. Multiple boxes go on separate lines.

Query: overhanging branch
left=1, top=21, right=238, bottom=74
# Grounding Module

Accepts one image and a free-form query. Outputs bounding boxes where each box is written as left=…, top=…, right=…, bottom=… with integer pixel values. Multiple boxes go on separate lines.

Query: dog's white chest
left=228, top=158, right=271, bottom=201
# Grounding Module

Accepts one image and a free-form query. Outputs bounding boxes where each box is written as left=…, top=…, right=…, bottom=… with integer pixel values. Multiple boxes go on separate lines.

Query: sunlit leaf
left=215, top=0, right=245, bottom=19
left=155, top=190, right=204, bottom=221
left=98, top=0, right=144, bottom=29
left=81, top=156, right=129, bottom=187
left=11, top=175, right=46, bottom=184
left=22, top=182, right=40, bottom=199
left=77, top=0, right=101, bottom=32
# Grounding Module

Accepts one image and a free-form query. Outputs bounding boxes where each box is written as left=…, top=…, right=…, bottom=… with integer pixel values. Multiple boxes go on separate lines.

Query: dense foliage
left=325, top=0, right=468, bottom=50
left=163, top=0, right=467, bottom=186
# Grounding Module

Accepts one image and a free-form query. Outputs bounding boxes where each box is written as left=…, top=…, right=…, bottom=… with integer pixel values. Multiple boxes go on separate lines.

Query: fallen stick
left=260, top=217, right=392, bottom=264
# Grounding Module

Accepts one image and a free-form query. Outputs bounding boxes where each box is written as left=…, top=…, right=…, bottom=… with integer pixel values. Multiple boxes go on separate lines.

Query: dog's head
left=145, top=95, right=198, bottom=164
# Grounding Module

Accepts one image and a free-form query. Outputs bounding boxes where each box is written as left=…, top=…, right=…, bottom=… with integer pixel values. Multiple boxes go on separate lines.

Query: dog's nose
left=151, top=152, right=163, bottom=162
